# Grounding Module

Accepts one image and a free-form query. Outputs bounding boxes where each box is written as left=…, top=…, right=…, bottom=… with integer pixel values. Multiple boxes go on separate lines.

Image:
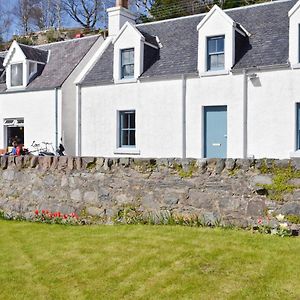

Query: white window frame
left=207, top=35, right=225, bottom=72
left=120, top=48, right=135, bottom=80
left=118, top=110, right=136, bottom=148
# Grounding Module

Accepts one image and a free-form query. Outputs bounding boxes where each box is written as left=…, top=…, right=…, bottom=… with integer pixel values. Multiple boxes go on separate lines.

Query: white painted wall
left=81, top=79, right=183, bottom=158
left=186, top=74, right=244, bottom=158
left=0, top=89, right=58, bottom=152
left=62, top=36, right=104, bottom=156
left=247, top=68, right=300, bottom=159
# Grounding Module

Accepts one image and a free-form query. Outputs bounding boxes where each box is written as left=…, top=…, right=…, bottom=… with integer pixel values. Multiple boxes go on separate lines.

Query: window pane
left=129, top=130, right=135, bottom=146
left=122, top=64, right=134, bottom=78
left=122, top=113, right=129, bottom=129
left=121, top=130, right=129, bottom=146
left=208, top=38, right=216, bottom=53
left=29, top=62, right=35, bottom=76
left=217, top=38, right=224, bottom=52
left=129, top=113, right=135, bottom=129
left=11, top=63, right=23, bottom=86
left=209, top=55, right=218, bottom=70
left=297, top=104, right=300, bottom=149
left=217, top=54, right=224, bottom=69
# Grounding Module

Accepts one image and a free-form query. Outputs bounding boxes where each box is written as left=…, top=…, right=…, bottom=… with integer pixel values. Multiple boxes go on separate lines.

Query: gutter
left=243, top=70, right=248, bottom=159
left=55, top=88, right=59, bottom=150
left=231, top=63, right=290, bottom=74
left=76, top=84, right=82, bottom=156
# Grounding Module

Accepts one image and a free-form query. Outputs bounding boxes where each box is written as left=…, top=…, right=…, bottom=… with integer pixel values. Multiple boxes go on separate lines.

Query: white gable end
left=197, top=5, right=236, bottom=74
left=113, top=22, right=145, bottom=83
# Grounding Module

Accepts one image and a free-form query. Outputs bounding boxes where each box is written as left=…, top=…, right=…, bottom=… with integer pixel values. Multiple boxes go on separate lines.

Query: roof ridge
left=136, top=0, right=293, bottom=27
left=33, top=34, right=101, bottom=48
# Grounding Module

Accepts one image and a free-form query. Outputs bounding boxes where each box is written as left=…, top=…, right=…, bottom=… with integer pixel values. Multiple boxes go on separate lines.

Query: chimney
left=107, top=0, right=136, bottom=37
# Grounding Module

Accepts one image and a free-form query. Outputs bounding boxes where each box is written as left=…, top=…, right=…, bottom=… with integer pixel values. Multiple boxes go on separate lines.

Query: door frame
left=202, top=105, right=227, bottom=158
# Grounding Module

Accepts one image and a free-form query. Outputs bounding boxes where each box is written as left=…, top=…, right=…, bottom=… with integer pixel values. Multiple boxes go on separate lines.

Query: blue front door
left=204, top=106, right=227, bottom=158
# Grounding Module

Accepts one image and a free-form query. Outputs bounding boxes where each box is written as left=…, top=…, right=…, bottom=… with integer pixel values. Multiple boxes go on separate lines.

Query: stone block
left=278, top=202, right=300, bottom=215
left=39, top=156, right=53, bottom=170
left=1, top=155, right=8, bottom=170
left=215, top=159, right=225, bottom=174
left=75, top=157, right=82, bottom=170
left=246, top=200, right=266, bottom=217
left=83, top=191, right=98, bottom=204
left=236, top=159, right=251, bottom=171
left=51, top=157, right=59, bottom=170
left=30, top=156, right=38, bottom=168
left=188, top=189, right=215, bottom=210
left=225, top=159, right=236, bottom=171
left=96, top=157, right=105, bottom=169
left=15, top=156, right=24, bottom=169
left=141, top=193, right=160, bottom=210
left=82, top=157, right=96, bottom=169
left=291, top=158, right=300, bottom=171
left=2, top=170, right=15, bottom=181
left=119, top=158, right=131, bottom=167
left=7, top=156, right=15, bottom=169
left=70, top=189, right=82, bottom=202
left=86, top=207, right=104, bottom=217
left=58, top=156, right=68, bottom=170
left=195, top=159, right=207, bottom=173
left=67, top=157, right=74, bottom=170
left=274, top=159, right=290, bottom=169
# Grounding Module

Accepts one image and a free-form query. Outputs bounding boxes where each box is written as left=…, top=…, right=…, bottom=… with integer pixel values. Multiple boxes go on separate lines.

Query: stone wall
left=0, top=156, right=300, bottom=226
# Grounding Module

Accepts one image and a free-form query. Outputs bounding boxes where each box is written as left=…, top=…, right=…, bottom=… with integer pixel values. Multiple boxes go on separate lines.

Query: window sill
left=114, top=148, right=141, bottom=155
left=114, top=78, right=137, bottom=84
left=292, top=64, right=300, bottom=70
left=290, top=150, right=300, bottom=158
left=200, top=70, right=229, bottom=77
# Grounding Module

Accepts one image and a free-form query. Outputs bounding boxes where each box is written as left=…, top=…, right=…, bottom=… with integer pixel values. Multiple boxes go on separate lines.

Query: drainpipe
left=182, top=74, right=187, bottom=159
left=76, top=84, right=82, bottom=156
left=243, top=69, right=248, bottom=159
left=55, top=88, right=59, bottom=150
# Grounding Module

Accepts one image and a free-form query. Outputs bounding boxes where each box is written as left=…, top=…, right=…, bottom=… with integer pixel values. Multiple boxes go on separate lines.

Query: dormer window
left=207, top=36, right=224, bottom=71
left=29, top=62, right=36, bottom=78
left=121, top=48, right=134, bottom=79
left=11, top=63, right=23, bottom=87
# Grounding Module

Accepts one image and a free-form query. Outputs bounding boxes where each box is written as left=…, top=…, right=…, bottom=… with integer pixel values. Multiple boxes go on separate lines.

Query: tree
left=31, top=0, right=63, bottom=30
left=62, top=0, right=104, bottom=30
left=0, top=2, right=12, bottom=40
left=14, top=0, right=40, bottom=34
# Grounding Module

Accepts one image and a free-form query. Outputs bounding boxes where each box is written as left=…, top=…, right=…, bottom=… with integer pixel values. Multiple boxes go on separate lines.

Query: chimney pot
left=116, top=0, right=128, bottom=9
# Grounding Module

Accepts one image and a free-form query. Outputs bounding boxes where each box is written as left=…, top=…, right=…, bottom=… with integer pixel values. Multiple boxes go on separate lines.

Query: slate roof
left=0, top=35, right=100, bottom=92
left=81, top=0, right=297, bottom=86
left=19, top=44, right=49, bottom=64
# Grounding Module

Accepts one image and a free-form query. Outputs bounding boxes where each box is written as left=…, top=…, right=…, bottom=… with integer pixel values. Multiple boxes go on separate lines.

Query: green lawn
left=0, top=221, right=300, bottom=300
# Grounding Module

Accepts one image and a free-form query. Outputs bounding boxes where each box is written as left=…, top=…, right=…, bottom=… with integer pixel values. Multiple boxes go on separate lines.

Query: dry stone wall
left=0, top=156, right=300, bottom=226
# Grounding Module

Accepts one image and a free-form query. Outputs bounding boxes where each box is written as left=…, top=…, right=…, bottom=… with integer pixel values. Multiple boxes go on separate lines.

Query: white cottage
left=76, top=0, right=300, bottom=159
left=0, top=35, right=103, bottom=155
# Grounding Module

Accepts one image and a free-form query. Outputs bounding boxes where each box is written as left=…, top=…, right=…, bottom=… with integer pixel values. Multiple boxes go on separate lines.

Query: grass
left=1, top=221, right=300, bottom=300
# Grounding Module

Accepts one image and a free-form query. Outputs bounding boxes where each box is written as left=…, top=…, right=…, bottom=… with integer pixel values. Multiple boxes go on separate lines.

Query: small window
left=29, top=62, right=36, bottom=78
left=207, top=36, right=225, bottom=71
left=121, top=48, right=134, bottom=79
left=11, top=63, right=23, bottom=87
left=119, top=111, right=135, bottom=147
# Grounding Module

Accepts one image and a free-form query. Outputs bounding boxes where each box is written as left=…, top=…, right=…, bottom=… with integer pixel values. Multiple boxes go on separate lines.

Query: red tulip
left=35, top=210, right=39, bottom=215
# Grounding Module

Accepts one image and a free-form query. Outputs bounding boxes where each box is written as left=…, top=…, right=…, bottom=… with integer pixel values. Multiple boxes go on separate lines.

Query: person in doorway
left=16, top=141, right=24, bottom=156
left=10, top=140, right=18, bottom=155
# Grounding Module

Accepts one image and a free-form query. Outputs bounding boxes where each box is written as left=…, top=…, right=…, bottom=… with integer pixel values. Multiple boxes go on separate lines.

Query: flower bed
left=33, top=210, right=80, bottom=225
